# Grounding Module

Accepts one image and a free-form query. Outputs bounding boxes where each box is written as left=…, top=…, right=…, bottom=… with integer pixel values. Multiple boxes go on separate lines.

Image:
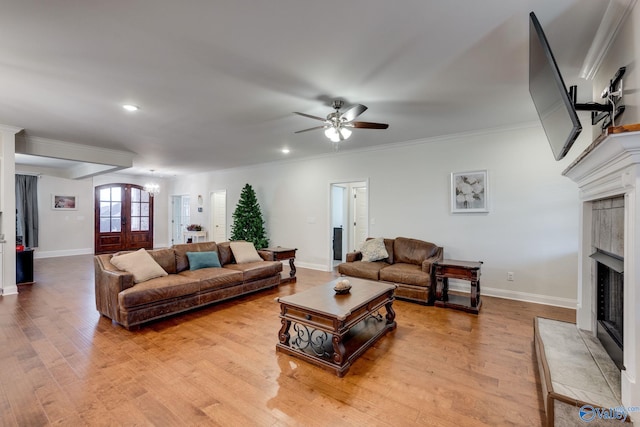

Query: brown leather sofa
left=337, top=237, right=443, bottom=304
left=94, top=241, right=282, bottom=329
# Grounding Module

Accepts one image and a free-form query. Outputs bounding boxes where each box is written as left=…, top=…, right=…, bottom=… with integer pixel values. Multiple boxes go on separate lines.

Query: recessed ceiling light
left=281, top=148, right=290, bottom=154
left=122, top=104, right=139, bottom=112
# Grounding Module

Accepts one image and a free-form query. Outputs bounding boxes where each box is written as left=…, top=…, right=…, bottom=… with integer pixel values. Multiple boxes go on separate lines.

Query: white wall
left=170, top=123, right=586, bottom=306
left=18, top=171, right=171, bottom=258
left=0, top=126, right=20, bottom=296
left=34, top=175, right=94, bottom=257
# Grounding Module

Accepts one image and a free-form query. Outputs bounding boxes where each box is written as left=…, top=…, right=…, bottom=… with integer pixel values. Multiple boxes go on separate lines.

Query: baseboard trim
left=35, top=243, right=171, bottom=259
left=34, top=248, right=94, bottom=259
left=1, top=285, right=19, bottom=296
left=447, top=281, right=577, bottom=309
left=296, top=261, right=332, bottom=272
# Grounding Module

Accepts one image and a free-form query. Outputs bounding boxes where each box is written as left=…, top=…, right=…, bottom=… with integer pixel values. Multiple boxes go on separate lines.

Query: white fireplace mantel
left=563, top=126, right=640, bottom=415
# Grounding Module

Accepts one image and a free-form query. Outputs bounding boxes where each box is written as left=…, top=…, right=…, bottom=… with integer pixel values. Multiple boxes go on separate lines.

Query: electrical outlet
left=507, top=272, right=514, bottom=281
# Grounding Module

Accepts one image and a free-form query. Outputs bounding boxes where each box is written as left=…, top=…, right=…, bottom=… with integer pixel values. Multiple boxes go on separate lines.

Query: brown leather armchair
left=337, top=237, right=443, bottom=304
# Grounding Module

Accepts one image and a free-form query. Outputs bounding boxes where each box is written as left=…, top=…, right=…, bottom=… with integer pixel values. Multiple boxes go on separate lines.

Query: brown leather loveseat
left=94, top=241, right=282, bottom=329
left=337, top=237, right=443, bottom=304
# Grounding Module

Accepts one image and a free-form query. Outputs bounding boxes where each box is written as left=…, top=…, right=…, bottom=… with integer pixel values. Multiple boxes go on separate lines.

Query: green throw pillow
left=187, top=251, right=221, bottom=270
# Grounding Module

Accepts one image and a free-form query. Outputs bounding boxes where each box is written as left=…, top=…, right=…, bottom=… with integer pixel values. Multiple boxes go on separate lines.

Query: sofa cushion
left=360, top=237, right=389, bottom=262
left=187, top=251, right=221, bottom=270
left=178, top=268, right=244, bottom=291
left=223, top=261, right=282, bottom=282
left=230, top=241, right=262, bottom=263
left=393, top=237, right=437, bottom=266
left=338, top=261, right=389, bottom=281
left=173, top=242, right=219, bottom=272
left=382, top=238, right=395, bottom=264
left=118, top=274, right=200, bottom=308
left=380, top=263, right=430, bottom=287
left=148, top=248, right=178, bottom=274
left=111, top=248, right=168, bottom=283
left=216, top=241, right=233, bottom=265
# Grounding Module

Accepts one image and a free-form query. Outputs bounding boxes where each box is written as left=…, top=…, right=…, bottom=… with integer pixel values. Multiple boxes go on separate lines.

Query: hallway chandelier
left=144, top=170, right=160, bottom=196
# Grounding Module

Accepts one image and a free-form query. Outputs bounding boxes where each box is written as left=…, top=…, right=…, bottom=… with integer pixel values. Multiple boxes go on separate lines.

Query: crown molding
left=580, top=0, right=637, bottom=80
left=0, top=124, right=23, bottom=134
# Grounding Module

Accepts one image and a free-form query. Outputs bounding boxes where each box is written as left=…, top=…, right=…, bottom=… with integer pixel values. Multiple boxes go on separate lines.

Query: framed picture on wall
left=450, top=170, right=488, bottom=213
left=52, top=194, right=77, bottom=210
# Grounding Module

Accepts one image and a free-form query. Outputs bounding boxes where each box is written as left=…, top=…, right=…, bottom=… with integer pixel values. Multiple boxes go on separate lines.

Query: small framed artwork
left=52, top=194, right=77, bottom=210
left=451, top=170, right=488, bottom=213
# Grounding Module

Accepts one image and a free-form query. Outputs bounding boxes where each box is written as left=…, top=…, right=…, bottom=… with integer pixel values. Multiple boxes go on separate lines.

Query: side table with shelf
left=183, top=230, right=207, bottom=243
left=260, top=247, right=297, bottom=284
left=434, top=259, right=483, bottom=314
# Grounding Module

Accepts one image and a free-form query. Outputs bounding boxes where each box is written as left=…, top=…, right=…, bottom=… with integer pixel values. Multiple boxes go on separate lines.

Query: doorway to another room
left=330, top=181, right=368, bottom=268
left=210, top=190, right=227, bottom=243
left=171, top=195, right=190, bottom=245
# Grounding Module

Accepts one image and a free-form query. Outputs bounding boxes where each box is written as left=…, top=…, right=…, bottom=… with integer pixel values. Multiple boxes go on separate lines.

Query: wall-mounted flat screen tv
left=529, top=11, right=582, bottom=161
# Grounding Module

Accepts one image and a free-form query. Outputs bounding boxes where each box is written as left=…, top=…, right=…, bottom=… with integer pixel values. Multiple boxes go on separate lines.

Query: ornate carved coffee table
left=276, top=278, right=396, bottom=377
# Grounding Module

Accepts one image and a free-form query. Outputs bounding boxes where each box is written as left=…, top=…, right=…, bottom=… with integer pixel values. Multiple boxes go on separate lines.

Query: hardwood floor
left=0, top=255, right=575, bottom=426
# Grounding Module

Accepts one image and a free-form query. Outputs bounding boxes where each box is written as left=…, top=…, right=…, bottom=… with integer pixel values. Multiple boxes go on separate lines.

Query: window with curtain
left=15, top=174, right=39, bottom=248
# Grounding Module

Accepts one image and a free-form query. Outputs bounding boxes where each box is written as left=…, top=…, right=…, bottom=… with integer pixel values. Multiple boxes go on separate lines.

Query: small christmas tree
left=230, top=183, right=269, bottom=249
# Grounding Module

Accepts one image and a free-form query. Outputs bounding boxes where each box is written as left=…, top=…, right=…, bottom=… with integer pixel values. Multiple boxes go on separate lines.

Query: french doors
left=94, top=184, right=154, bottom=254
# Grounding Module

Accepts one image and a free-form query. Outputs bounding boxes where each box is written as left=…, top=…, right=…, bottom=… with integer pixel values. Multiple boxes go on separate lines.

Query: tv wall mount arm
left=571, top=66, right=626, bottom=130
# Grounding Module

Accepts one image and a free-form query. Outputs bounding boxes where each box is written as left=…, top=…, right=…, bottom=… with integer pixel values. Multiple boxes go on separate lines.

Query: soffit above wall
left=15, top=135, right=134, bottom=179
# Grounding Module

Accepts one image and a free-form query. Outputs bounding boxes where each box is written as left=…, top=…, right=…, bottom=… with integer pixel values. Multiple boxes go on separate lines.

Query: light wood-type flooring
left=0, top=255, right=575, bottom=426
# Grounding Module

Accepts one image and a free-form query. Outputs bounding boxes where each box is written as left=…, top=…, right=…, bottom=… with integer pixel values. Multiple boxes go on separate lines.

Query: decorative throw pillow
left=186, top=251, right=221, bottom=270
left=230, top=241, right=263, bottom=263
left=360, top=237, right=389, bottom=262
left=110, top=248, right=168, bottom=283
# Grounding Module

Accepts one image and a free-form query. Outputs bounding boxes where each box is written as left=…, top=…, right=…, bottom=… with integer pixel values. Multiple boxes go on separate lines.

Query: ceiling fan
left=294, top=100, right=389, bottom=142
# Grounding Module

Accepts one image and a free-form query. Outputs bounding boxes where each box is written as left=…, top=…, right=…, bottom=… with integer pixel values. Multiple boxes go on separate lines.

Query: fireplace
left=562, top=126, right=640, bottom=418
left=592, top=251, right=624, bottom=369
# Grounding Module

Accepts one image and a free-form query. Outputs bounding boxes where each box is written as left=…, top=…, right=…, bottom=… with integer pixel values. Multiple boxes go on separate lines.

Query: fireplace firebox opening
left=592, top=250, right=624, bottom=370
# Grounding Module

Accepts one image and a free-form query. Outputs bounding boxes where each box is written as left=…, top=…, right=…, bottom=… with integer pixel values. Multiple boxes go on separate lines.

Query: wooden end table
left=276, top=278, right=396, bottom=377
left=434, top=259, right=483, bottom=314
left=261, top=246, right=297, bottom=283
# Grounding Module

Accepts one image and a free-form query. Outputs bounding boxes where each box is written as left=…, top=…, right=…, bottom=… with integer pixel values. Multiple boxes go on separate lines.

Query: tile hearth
left=535, top=317, right=631, bottom=426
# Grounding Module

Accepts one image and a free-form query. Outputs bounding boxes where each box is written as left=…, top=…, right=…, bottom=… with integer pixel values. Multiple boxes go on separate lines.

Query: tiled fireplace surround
left=563, top=128, right=640, bottom=414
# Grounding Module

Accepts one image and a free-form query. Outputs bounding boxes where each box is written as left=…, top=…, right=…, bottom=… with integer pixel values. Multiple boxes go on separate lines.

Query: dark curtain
left=15, top=174, right=39, bottom=248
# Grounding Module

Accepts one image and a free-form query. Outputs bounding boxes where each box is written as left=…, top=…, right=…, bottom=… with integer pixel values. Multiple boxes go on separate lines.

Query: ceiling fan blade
left=294, top=125, right=326, bottom=134
left=351, top=121, right=389, bottom=129
left=293, top=112, right=327, bottom=122
left=341, top=104, right=367, bottom=122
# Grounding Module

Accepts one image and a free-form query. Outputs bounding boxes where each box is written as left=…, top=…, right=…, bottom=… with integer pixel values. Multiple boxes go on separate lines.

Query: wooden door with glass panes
left=94, top=184, right=154, bottom=254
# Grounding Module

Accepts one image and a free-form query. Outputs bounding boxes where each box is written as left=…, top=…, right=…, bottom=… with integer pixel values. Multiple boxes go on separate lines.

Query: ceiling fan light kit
left=324, top=126, right=351, bottom=142
left=294, top=99, right=388, bottom=145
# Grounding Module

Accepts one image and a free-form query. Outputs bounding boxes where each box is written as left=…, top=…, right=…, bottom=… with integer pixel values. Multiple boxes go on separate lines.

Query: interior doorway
left=171, top=195, right=190, bottom=245
left=210, top=190, right=227, bottom=243
left=330, top=180, right=368, bottom=268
